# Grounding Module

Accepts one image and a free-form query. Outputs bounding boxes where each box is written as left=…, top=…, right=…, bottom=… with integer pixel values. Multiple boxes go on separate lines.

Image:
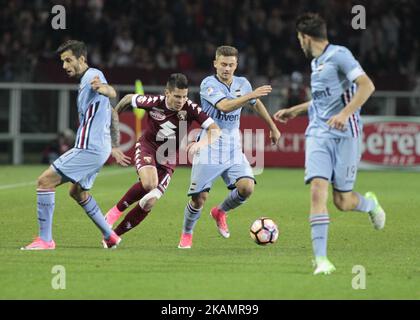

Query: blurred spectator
left=0, top=0, right=418, bottom=85
left=285, top=71, right=310, bottom=107
left=42, top=129, right=75, bottom=164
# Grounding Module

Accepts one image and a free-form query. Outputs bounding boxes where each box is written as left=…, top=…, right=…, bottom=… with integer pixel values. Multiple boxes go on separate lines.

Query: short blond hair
left=215, top=45, right=238, bottom=60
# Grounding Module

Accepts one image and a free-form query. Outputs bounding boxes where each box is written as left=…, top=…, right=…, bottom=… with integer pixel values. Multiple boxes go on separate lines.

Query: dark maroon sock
left=116, top=182, right=148, bottom=211
left=114, top=204, right=150, bottom=236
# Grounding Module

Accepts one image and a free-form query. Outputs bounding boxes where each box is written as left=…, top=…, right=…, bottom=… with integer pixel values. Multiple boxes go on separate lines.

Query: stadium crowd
left=0, top=0, right=419, bottom=89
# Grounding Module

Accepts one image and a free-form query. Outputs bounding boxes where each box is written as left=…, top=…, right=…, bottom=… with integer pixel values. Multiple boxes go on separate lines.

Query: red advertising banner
left=360, top=116, right=420, bottom=170
left=117, top=113, right=420, bottom=170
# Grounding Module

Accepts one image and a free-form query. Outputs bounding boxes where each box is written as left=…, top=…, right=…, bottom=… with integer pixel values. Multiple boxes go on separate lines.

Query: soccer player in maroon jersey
left=103, top=73, right=220, bottom=242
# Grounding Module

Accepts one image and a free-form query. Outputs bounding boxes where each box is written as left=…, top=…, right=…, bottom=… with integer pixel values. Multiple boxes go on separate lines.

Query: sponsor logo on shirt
left=216, top=110, right=240, bottom=122
left=312, top=87, right=332, bottom=100
left=149, top=110, right=166, bottom=121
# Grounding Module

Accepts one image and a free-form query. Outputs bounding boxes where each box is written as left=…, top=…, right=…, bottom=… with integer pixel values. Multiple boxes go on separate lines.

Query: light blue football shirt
left=306, top=44, right=365, bottom=138
left=74, top=67, right=112, bottom=153
left=199, top=75, right=256, bottom=150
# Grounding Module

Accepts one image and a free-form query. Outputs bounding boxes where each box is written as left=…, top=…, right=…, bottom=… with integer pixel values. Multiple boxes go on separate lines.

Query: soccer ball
left=250, top=217, right=279, bottom=245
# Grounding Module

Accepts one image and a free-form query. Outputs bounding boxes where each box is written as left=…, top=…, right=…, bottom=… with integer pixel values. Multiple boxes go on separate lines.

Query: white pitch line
left=0, top=167, right=133, bottom=191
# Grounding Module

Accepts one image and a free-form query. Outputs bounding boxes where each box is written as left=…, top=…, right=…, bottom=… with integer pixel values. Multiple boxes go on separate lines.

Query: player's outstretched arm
left=114, top=94, right=135, bottom=113
left=273, top=101, right=310, bottom=123
left=91, top=76, right=117, bottom=98
left=187, top=123, right=221, bottom=156
left=326, top=74, right=375, bottom=131
left=216, top=85, right=272, bottom=113
left=253, top=99, right=281, bottom=145
left=110, top=108, right=131, bottom=166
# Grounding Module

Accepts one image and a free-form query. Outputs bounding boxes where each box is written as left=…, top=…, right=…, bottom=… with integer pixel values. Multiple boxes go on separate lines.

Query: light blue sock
left=310, top=214, right=330, bottom=258
left=37, top=189, right=55, bottom=242
left=182, top=202, right=202, bottom=234
left=220, top=189, right=247, bottom=213
left=79, top=195, right=112, bottom=239
left=353, top=192, right=375, bottom=213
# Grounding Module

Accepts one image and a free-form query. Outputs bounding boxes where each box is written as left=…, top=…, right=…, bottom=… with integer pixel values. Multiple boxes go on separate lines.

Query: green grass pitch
left=0, top=165, right=419, bottom=299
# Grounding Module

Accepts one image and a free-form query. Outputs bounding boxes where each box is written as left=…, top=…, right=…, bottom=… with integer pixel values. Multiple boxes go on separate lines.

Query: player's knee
left=37, top=174, right=53, bottom=189
left=237, top=184, right=254, bottom=199
left=310, top=185, right=328, bottom=205
left=333, top=194, right=351, bottom=211
left=191, top=193, right=207, bottom=209
left=69, top=188, right=84, bottom=202
left=142, top=180, right=158, bottom=193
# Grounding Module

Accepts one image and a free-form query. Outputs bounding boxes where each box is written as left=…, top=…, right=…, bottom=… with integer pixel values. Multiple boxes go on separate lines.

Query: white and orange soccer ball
left=250, top=217, right=279, bottom=245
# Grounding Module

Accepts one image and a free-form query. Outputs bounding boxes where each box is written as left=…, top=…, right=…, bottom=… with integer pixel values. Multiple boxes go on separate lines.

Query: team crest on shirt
left=143, top=156, right=152, bottom=164
left=235, top=89, right=241, bottom=97
left=149, top=110, right=166, bottom=121
left=177, top=110, right=187, bottom=121
left=207, top=87, right=214, bottom=95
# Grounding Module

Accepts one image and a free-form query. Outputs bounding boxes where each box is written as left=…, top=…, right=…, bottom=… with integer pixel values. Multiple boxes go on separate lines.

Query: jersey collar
left=213, top=75, right=233, bottom=91
left=315, top=44, right=331, bottom=64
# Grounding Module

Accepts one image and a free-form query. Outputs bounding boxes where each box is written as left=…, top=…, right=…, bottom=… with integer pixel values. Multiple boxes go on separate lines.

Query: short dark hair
left=296, top=13, right=327, bottom=40
left=166, top=73, right=188, bottom=91
left=215, top=45, right=239, bottom=60
left=56, top=40, right=87, bottom=58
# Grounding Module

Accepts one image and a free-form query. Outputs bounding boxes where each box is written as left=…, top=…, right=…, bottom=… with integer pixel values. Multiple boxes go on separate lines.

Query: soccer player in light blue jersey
left=274, top=13, right=386, bottom=275
left=178, top=45, right=281, bottom=248
left=22, top=40, right=130, bottom=250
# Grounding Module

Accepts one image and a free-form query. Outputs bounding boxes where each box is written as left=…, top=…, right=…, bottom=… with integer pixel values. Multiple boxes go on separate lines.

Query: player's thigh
left=332, top=138, right=361, bottom=192
left=304, top=137, right=334, bottom=185
left=222, top=152, right=255, bottom=190
left=138, top=166, right=159, bottom=190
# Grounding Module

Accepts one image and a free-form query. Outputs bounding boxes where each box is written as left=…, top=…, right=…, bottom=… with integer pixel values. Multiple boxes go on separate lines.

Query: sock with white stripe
left=220, top=189, right=247, bottom=213
left=79, top=195, right=112, bottom=239
left=310, top=214, right=330, bottom=258
left=353, top=192, right=376, bottom=213
left=182, top=202, right=202, bottom=234
left=37, top=189, right=55, bottom=242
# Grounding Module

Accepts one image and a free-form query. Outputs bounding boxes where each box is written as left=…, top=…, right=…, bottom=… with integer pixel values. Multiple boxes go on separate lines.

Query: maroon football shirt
left=131, top=94, right=214, bottom=169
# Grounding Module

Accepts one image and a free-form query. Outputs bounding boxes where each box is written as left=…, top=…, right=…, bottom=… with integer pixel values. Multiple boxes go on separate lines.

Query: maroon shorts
left=134, top=141, right=174, bottom=194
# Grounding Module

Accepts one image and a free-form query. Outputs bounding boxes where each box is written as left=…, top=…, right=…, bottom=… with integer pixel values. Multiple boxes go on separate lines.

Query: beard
left=303, top=46, right=313, bottom=59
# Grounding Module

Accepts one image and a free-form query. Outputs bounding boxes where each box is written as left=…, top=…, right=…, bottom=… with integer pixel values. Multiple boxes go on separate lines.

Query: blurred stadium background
left=0, top=0, right=419, bottom=167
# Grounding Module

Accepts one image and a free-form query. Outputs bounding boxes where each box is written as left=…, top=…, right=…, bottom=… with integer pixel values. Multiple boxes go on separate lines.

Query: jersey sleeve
left=334, top=48, right=365, bottom=82
left=131, top=94, right=165, bottom=110
left=200, top=79, right=226, bottom=107
left=186, top=100, right=214, bottom=129
left=86, top=69, right=108, bottom=88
